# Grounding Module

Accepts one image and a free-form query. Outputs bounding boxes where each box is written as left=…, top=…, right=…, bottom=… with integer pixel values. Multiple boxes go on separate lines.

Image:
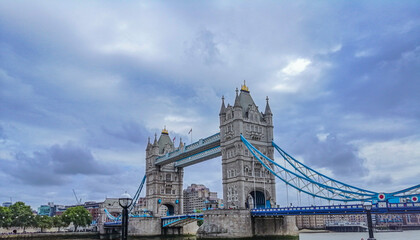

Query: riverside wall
left=128, top=217, right=161, bottom=236
left=197, top=209, right=299, bottom=239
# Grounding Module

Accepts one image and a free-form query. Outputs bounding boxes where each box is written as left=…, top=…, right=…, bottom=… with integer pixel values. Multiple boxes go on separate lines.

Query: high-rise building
left=183, top=184, right=220, bottom=213
left=38, top=202, right=57, bottom=216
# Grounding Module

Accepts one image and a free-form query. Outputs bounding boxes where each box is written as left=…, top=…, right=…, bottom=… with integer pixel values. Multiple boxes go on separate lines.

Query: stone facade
left=219, top=83, right=276, bottom=209
left=128, top=217, right=161, bottom=236
left=197, top=209, right=253, bottom=238
left=145, top=129, right=184, bottom=216
left=197, top=209, right=299, bottom=238
left=253, top=216, right=299, bottom=236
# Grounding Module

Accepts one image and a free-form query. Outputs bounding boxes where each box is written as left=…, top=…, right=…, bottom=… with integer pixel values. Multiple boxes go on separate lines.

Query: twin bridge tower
left=145, top=83, right=276, bottom=216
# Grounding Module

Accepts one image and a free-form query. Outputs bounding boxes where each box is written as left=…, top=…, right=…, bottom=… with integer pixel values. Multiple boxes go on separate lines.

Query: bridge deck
left=161, top=213, right=204, bottom=227
left=155, top=133, right=220, bottom=166
left=251, top=202, right=420, bottom=216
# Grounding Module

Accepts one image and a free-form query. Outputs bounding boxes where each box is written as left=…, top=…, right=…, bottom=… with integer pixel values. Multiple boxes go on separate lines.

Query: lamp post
left=363, top=202, right=376, bottom=240
left=119, top=192, right=133, bottom=240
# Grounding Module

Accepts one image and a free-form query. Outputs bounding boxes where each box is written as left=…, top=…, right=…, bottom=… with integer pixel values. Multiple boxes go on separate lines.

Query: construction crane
left=72, top=189, right=82, bottom=205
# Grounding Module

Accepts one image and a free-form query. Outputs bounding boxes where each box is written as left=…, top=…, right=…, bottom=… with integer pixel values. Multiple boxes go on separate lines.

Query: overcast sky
left=1, top=1, right=419, bottom=209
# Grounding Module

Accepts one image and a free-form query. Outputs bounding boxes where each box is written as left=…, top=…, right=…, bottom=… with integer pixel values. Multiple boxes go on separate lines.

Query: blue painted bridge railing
left=161, top=213, right=204, bottom=227
left=155, top=133, right=220, bottom=166
left=104, top=221, right=121, bottom=227
left=251, top=202, right=420, bottom=216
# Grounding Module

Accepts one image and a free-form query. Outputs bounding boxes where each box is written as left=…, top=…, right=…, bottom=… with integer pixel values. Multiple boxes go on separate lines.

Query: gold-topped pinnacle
left=162, top=126, right=168, bottom=134
left=241, top=80, right=249, bottom=92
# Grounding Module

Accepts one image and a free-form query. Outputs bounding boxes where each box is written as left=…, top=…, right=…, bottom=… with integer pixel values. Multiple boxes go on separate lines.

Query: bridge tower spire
left=219, top=83, right=276, bottom=209
left=145, top=128, right=184, bottom=216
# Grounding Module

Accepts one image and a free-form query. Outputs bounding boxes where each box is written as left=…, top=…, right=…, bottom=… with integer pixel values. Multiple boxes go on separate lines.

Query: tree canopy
left=0, top=206, right=12, bottom=228
left=9, top=202, right=34, bottom=230
left=61, top=206, right=92, bottom=231
left=52, top=215, right=67, bottom=230
left=34, top=215, right=53, bottom=232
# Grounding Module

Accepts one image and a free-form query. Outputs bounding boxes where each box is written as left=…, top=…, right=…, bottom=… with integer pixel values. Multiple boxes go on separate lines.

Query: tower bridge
left=144, top=83, right=276, bottom=218
left=100, top=83, right=420, bottom=238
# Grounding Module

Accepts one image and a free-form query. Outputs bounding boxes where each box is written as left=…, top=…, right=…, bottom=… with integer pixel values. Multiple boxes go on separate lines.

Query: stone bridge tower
left=219, top=83, right=276, bottom=209
left=145, top=128, right=184, bottom=216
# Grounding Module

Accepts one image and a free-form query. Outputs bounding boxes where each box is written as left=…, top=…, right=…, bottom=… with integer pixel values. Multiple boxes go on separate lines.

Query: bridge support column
left=253, top=216, right=299, bottom=237
left=197, top=210, right=298, bottom=239
left=197, top=210, right=253, bottom=238
left=128, top=217, right=161, bottom=237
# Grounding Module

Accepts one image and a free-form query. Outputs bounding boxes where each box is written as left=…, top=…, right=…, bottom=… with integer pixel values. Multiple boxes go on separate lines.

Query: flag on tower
left=173, top=136, right=176, bottom=142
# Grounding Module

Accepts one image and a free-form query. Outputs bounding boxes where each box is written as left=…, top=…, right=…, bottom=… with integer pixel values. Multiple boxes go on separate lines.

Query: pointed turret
left=158, top=126, right=174, bottom=154
left=219, top=96, right=226, bottom=115
left=264, top=96, right=273, bottom=127
left=146, top=136, right=152, bottom=151
left=179, top=137, right=184, bottom=149
left=264, top=96, right=272, bottom=115
left=153, top=133, right=158, bottom=146
left=234, top=88, right=241, bottom=108
left=151, top=132, right=159, bottom=156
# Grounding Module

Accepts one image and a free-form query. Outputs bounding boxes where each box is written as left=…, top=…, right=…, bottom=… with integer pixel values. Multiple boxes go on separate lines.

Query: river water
left=139, top=231, right=420, bottom=239
left=127, top=230, right=420, bottom=239
left=299, top=230, right=420, bottom=240
left=3, top=231, right=419, bottom=239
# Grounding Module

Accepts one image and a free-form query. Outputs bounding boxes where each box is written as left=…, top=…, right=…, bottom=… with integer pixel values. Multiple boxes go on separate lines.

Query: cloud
left=0, top=142, right=118, bottom=186
left=0, top=124, right=6, bottom=140
left=185, top=29, right=222, bottom=65
left=358, top=138, right=420, bottom=190
left=282, top=58, right=312, bottom=76
left=354, top=49, right=376, bottom=58
left=0, top=0, right=419, bottom=208
left=282, top=130, right=369, bottom=178
left=102, top=122, right=149, bottom=144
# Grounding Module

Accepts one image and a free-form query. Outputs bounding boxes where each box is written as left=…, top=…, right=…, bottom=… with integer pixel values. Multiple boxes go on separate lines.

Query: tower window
left=166, top=173, right=172, bottom=181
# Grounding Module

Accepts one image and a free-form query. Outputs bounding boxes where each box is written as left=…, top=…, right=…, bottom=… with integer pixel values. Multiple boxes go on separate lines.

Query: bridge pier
left=128, top=217, right=161, bottom=237
left=197, top=209, right=298, bottom=239
left=253, top=216, right=299, bottom=237
left=162, top=227, right=182, bottom=235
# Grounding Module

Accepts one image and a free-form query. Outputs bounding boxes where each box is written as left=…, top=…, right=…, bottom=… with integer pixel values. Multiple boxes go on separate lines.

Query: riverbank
left=0, top=232, right=98, bottom=239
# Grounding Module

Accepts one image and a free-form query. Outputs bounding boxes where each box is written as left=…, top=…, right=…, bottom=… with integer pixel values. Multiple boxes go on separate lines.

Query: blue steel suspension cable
left=272, top=141, right=377, bottom=195
left=273, top=141, right=420, bottom=201
left=241, top=135, right=377, bottom=202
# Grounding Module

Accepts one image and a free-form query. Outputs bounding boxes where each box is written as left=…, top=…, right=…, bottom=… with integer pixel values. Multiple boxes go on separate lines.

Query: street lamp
left=363, top=202, right=376, bottom=240
left=119, top=192, right=133, bottom=240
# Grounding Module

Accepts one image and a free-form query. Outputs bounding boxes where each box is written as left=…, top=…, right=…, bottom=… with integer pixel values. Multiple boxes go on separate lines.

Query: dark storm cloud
left=0, top=142, right=118, bottom=186
left=0, top=124, right=6, bottom=140
left=322, top=34, right=420, bottom=120
left=185, top=29, right=222, bottom=65
left=276, top=126, right=369, bottom=178
left=102, top=121, right=149, bottom=144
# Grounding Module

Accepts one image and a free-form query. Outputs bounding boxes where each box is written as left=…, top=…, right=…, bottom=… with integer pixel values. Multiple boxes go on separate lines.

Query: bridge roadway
left=251, top=202, right=420, bottom=216
left=155, top=133, right=221, bottom=167
left=104, top=202, right=420, bottom=229
left=161, top=213, right=204, bottom=227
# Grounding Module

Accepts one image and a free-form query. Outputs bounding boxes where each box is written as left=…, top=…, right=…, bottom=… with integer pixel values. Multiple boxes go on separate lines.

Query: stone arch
left=159, top=203, right=175, bottom=216
left=247, top=187, right=271, bottom=209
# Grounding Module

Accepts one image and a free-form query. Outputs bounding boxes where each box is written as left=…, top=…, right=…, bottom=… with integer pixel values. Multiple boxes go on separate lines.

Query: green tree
left=62, top=206, right=92, bottom=231
left=0, top=206, right=12, bottom=228
left=52, top=215, right=67, bottom=232
left=9, top=202, right=34, bottom=231
left=34, top=215, right=53, bottom=232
